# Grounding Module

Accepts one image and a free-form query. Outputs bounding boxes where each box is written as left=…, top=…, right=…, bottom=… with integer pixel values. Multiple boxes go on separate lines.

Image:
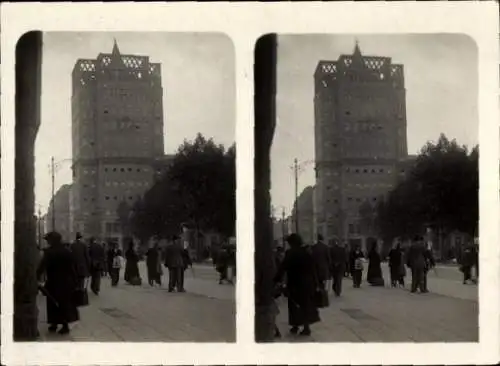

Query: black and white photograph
left=13, top=31, right=236, bottom=342
left=255, top=34, right=480, bottom=342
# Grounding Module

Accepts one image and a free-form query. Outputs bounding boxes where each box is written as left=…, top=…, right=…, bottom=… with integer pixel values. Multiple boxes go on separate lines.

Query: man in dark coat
left=311, top=234, right=331, bottom=292
left=70, top=232, right=90, bottom=290
left=146, top=237, right=163, bottom=286
left=37, top=232, right=79, bottom=335
left=164, top=235, right=186, bottom=292
left=461, top=243, right=476, bottom=284
left=407, top=235, right=434, bottom=293
left=88, top=237, right=105, bottom=295
left=329, top=239, right=347, bottom=296
left=274, top=233, right=320, bottom=337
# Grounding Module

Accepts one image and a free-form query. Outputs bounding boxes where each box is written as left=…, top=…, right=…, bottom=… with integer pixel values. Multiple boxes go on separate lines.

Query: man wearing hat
left=164, top=235, right=186, bottom=292
left=406, top=234, right=434, bottom=293
left=37, top=232, right=79, bottom=335
left=88, top=237, right=105, bottom=295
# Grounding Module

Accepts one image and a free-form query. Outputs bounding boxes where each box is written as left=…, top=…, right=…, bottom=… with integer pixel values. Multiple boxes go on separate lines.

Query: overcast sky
left=36, top=32, right=235, bottom=213
left=271, top=34, right=478, bottom=215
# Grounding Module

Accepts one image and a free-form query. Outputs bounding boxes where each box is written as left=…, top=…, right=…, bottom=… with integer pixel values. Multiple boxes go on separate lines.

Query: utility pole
left=293, top=158, right=299, bottom=233
left=281, top=207, right=286, bottom=245
left=37, top=207, right=42, bottom=249
left=51, top=156, right=55, bottom=231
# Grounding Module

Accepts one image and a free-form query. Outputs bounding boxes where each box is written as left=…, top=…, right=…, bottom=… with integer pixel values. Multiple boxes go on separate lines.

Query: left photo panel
left=15, top=31, right=236, bottom=342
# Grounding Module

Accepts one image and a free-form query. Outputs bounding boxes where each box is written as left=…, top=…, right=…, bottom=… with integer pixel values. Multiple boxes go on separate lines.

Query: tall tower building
left=313, top=42, right=408, bottom=250
left=71, top=40, right=164, bottom=242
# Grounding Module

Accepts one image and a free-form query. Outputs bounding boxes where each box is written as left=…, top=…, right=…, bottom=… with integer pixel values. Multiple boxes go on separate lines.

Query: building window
left=113, top=168, right=117, bottom=172
left=348, top=224, right=354, bottom=234
left=104, top=168, right=108, bottom=172
left=114, top=196, right=118, bottom=200
left=105, top=196, right=110, bottom=200
left=120, top=168, right=125, bottom=172
left=128, top=168, right=132, bottom=172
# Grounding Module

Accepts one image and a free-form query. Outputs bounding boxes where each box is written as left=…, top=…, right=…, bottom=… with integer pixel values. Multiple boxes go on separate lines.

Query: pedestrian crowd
left=272, top=233, right=479, bottom=338
left=36, top=232, right=199, bottom=336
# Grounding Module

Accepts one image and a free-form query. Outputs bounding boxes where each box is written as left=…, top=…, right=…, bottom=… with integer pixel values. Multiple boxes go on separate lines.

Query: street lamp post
left=51, top=156, right=55, bottom=231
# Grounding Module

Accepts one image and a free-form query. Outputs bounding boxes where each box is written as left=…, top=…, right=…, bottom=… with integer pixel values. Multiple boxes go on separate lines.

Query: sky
left=271, top=34, right=478, bottom=215
left=35, top=32, right=235, bottom=214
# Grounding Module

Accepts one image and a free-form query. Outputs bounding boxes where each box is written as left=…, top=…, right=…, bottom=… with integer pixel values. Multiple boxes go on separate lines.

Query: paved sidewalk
left=275, top=273, right=478, bottom=342
left=37, top=263, right=235, bottom=342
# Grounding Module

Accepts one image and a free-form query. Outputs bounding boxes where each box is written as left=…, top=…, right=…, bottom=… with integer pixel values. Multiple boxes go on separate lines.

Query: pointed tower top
left=110, top=38, right=124, bottom=67
left=353, top=39, right=362, bottom=57
left=112, top=38, right=121, bottom=56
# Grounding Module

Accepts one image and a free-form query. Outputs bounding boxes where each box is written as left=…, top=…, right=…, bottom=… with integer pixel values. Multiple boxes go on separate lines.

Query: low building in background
left=46, top=183, right=72, bottom=243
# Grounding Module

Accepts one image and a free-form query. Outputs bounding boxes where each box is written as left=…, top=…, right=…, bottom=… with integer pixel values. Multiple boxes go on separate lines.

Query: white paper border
left=1, top=2, right=499, bottom=365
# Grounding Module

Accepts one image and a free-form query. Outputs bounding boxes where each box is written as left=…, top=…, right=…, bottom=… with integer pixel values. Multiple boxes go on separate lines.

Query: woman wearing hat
left=274, top=233, right=320, bottom=336
left=37, top=232, right=79, bottom=335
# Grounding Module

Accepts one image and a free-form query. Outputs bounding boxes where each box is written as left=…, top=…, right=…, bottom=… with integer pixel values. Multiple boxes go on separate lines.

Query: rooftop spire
left=110, top=38, right=123, bottom=67
left=112, top=38, right=121, bottom=56
left=353, top=38, right=362, bottom=57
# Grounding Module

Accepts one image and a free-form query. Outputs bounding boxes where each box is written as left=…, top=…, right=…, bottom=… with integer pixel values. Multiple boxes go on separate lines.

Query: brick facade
left=71, top=41, right=166, bottom=243
left=314, top=42, right=409, bottom=251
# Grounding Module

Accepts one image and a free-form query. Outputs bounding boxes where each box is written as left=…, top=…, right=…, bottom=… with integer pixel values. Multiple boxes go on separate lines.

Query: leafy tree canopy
left=130, top=133, right=236, bottom=241
left=376, top=134, right=478, bottom=241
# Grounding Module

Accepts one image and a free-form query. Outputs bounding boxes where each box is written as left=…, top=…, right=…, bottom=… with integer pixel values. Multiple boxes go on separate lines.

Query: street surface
left=37, top=262, right=235, bottom=342
left=276, top=263, right=478, bottom=342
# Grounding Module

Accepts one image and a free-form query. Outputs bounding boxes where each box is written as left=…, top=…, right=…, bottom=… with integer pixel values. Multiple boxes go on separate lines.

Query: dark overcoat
left=88, top=242, right=105, bottom=271
left=164, top=243, right=185, bottom=269
left=146, top=247, right=162, bottom=281
left=71, top=240, right=90, bottom=278
left=311, top=242, right=331, bottom=282
left=330, top=244, right=347, bottom=274
left=37, top=244, right=80, bottom=325
left=124, top=248, right=140, bottom=282
left=275, top=246, right=320, bottom=327
left=367, top=249, right=383, bottom=283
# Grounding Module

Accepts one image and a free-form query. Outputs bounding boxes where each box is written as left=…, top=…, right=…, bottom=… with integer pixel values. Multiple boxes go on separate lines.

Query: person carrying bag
left=73, top=276, right=89, bottom=307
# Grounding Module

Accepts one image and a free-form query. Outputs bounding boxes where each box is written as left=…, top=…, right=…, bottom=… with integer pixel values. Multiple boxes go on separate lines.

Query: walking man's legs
left=411, top=268, right=420, bottom=293
left=168, top=269, right=176, bottom=291
left=335, top=271, right=343, bottom=296
left=178, top=268, right=185, bottom=292
left=91, top=269, right=101, bottom=294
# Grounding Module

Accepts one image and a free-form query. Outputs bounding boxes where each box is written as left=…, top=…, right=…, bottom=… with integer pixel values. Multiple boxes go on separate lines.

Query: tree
left=375, top=134, right=478, bottom=245
left=130, top=133, right=236, bottom=248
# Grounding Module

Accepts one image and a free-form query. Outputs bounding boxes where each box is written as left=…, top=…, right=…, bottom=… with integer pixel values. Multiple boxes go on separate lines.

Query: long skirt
left=287, top=292, right=320, bottom=327
left=45, top=287, right=79, bottom=325
left=124, top=261, right=140, bottom=283
left=367, top=262, right=383, bottom=285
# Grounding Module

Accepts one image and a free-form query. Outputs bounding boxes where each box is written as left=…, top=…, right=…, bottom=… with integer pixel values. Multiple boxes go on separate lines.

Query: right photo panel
left=254, top=33, right=478, bottom=343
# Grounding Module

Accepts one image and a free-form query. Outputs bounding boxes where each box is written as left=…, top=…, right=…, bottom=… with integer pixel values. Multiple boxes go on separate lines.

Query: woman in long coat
left=274, top=233, right=320, bottom=336
left=146, top=239, right=163, bottom=286
left=367, top=242, right=384, bottom=286
left=124, top=240, right=140, bottom=284
left=388, top=243, right=406, bottom=287
left=36, top=232, right=79, bottom=335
